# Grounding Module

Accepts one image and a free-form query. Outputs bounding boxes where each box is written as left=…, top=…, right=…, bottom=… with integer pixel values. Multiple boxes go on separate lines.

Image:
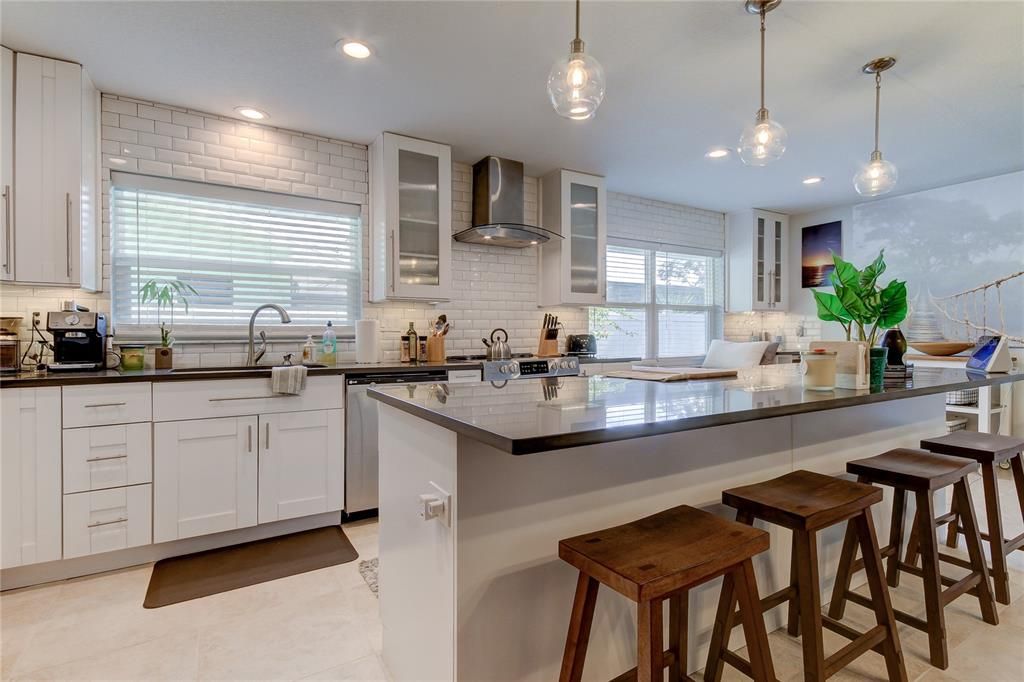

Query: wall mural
left=801, top=221, right=842, bottom=288
left=850, top=171, right=1024, bottom=346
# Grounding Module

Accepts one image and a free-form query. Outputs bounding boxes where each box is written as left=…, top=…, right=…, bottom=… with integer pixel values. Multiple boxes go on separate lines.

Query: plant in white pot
left=140, top=279, right=198, bottom=369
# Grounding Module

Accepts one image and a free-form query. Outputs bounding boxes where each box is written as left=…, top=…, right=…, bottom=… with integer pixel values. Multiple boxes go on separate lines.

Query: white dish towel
left=271, top=365, right=308, bottom=395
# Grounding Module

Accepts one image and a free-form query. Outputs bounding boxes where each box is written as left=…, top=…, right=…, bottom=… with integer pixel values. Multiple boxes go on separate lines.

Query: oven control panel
left=481, top=357, right=580, bottom=382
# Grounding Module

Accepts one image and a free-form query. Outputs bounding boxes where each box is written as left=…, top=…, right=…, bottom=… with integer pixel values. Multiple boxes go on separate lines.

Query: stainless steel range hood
left=452, top=156, right=560, bottom=248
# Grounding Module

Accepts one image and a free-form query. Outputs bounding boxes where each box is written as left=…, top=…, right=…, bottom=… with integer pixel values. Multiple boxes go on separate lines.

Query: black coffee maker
left=47, top=310, right=108, bottom=371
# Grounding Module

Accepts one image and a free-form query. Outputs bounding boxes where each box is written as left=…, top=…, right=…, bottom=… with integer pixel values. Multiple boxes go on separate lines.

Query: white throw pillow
left=702, top=340, right=771, bottom=369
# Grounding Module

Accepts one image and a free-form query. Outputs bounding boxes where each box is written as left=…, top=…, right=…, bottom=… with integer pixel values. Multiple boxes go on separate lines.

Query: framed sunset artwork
left=801, top=221, right=842, bottom=288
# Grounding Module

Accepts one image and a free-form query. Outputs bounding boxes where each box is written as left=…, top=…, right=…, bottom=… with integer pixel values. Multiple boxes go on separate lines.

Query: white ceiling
left=3, top=1, right=1022, bottom=214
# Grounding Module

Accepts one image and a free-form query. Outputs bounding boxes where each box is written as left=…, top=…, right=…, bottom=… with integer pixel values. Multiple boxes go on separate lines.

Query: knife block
left=536, top=329, right=560, bottom=358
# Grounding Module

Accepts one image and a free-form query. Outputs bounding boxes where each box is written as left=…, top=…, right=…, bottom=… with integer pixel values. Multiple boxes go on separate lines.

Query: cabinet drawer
left=152, top=376, right=343, bottom=422
left=62, top=383, right=152, bottom=428
left=63, top=423, right=152, bottom=494
left=62, top=484, right=152, bottom=558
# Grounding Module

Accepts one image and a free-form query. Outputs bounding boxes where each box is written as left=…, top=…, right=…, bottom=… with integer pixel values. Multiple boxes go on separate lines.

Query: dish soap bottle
left=321, top=321, right=337, bottom=366
left=302, top=335, right=316, bottom=365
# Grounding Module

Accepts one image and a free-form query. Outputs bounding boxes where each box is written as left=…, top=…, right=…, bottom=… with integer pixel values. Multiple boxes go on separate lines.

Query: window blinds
left=110, top=173, right=362, bottom=330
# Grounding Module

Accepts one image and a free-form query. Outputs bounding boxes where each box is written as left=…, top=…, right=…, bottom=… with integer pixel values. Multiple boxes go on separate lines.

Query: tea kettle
left=481, top=328, right=511, bottom=360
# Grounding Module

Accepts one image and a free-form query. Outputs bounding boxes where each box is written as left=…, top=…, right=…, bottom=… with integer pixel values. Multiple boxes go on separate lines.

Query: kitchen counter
left=0, top=359, right=483, bottom=388
left=368, top=364, right=1023, bottom=454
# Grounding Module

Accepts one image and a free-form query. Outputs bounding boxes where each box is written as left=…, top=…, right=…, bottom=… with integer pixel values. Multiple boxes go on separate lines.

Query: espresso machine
left=47, top=309, right=109, bottom=371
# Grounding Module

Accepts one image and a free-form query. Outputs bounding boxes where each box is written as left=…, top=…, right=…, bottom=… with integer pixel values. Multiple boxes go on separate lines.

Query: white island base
left=378, top=395, right=945, bottom=681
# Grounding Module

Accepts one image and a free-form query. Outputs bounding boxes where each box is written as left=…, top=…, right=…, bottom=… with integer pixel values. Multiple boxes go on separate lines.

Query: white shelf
left=944, top=404, right=1003, bottom=415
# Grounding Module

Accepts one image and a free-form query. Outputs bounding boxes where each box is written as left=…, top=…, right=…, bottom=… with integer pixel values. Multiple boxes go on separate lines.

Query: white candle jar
left=801, top=349, right=838, bottom=391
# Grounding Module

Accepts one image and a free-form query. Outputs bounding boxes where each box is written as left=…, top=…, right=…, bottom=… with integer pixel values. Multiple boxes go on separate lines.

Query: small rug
left=359, top=557, right=379, bottom=597
left=144, top=526, right=358, bottom=608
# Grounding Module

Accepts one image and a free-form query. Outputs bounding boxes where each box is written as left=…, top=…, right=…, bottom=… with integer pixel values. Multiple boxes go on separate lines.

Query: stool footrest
left=933, top=511, right=957, bottom=526
left=936, top=552, right=975, bottom=571
left=941, top=573, right=981, bottom=606
left=608, top=651, right=681, bottom=682
left=1006, top=531, right=1024, bottom=553
left=842, top=588, right=930, bottom=632
left=824, top=625, right=888, bottom=679
left=897, top=561, right=982, bottom=599
left=720, top=649, right=752, bottom=678
left=821, top=615, right=887, bottom=656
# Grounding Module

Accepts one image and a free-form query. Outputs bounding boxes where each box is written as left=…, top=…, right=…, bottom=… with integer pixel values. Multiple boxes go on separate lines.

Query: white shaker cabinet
left=0, top=47, right=13, bottom=281
left=153, top=416, right=259, bottom=543
left=257, top=409, right=344, bottom=523
left=727, top=209, right=790, bottom=312
left=1, top=387, right=62, bottom=569
left=370, top=132, right=452, bottom=302
left=539, top=169, right=607, bottom=306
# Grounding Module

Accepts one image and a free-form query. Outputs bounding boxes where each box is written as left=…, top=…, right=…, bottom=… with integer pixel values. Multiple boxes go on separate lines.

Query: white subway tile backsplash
left=118, top=115, right=155, bottom=133
left=189, top=127, right=219, bottom=144
left=172, top=137, right=204, bottom=154
left=155, top=121, right=189, bottom=139
left=172, top=111, right=204, bottom=128
left=137, top=104, right=173, bottom=123
left=101, top=98, right=137, bottom=116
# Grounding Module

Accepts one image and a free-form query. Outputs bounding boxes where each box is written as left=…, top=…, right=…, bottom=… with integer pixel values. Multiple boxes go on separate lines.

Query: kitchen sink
left=168, top=364, right=327, bottom=373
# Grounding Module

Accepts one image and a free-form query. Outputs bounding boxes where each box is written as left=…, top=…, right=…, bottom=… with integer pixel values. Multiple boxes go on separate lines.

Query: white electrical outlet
left=417, top=481, right=451, bottom=527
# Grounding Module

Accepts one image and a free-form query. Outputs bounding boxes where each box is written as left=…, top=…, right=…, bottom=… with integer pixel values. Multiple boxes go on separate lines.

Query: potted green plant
left=812, top=250, right=908, bottom=385
left=140, top=279, right=198, bottom=369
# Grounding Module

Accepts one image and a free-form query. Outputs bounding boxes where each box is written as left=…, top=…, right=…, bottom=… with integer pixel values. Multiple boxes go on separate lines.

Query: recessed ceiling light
left=234, top=107, right=268, bottom=121
left=337, top=39, right=372, bottom=59
left=802, top=176, right=824, bottom=185
left=705, top=148, right=730, bottom=159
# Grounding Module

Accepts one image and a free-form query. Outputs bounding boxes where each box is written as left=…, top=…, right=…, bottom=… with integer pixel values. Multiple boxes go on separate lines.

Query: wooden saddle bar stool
left=707, top=470, right=907, bottom=682
left=557, top=505, right=777, bottom=682
left=829, top=449, right=998, bottom=670
left=920, top=431, right=1024, bottom=605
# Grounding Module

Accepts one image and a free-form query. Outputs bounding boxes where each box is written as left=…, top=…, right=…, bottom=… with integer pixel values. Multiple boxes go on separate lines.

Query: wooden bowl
left=906, top=341, right=975, bottom=356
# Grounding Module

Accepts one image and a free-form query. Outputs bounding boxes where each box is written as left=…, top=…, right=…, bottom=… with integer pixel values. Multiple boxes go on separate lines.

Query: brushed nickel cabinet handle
left=83, top=402, right=127, bottom=408
left=2, top=185, right=10, bottom=273
left=264, top=422, right=270, bottom=449
left=247, top=424, right=253, bottom=453
left=388, top=231, right=396, bottom=291
left=65, top=193, right=72, bottom=277
left=85, top=454, right=127, bottom=463
left=88, top=517, right=127, bottom=529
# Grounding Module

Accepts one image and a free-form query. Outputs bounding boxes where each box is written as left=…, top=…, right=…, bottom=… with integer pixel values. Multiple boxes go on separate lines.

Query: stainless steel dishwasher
left=345, top=368, right=467, bottom=514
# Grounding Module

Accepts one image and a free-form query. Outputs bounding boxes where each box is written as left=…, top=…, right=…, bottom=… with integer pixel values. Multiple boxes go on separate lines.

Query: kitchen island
left=369, top=365, right=1023, bottom=681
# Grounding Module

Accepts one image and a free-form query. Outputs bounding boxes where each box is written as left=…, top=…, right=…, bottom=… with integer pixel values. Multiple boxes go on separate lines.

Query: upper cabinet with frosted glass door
left=369, top=132, right=452, bottom=301
left=539, top=169, right=607, bottom=306
left=726, top=209, right=789, bottom=312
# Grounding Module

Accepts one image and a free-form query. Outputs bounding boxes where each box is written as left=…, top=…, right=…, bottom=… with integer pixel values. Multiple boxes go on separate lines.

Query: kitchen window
left=110, top=172, right=362, bottom=338
left=590, top=241, right=723, bottom=360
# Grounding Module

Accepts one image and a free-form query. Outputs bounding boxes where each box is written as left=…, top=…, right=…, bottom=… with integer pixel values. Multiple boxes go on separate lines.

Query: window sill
left=112, top=325, right=355, bottom=345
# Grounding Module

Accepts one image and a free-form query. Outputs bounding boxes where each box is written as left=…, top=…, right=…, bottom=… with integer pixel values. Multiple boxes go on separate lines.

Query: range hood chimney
left=452, top=156, right=560, bottom=248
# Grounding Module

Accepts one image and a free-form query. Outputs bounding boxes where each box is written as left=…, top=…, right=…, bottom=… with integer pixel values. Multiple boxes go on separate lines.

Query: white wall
left=0, top=94, right=725, bottom=366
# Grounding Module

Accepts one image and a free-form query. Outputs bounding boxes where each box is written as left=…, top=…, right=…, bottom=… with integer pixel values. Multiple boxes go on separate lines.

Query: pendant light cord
left=759, top=8, right=766, bottom=111
left=576, top=0, right=581, bottom=42
left=874, top=71, right=882, bottom=153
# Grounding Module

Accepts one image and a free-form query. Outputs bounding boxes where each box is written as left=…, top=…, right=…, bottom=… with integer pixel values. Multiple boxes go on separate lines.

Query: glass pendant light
left=738, top=0, right=787, bottom=166
left=547, top=0, right=605, bottom=120
left=854, top=57, right=898, bottom=197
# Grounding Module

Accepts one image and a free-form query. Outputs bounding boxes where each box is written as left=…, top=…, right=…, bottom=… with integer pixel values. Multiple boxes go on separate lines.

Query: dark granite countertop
left=368, top=365, right=1023, bottom=455
left=0, top=360, right=483, bottom=388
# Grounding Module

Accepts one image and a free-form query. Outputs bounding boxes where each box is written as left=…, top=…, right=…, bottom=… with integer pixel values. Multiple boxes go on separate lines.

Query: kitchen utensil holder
left=426, top=335, right=446, bottom=363
left=537, top=329, right=560, bottom=358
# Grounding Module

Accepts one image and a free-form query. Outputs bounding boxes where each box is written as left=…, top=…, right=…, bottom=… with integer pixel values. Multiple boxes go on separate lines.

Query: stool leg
left=703, top=569, right=738, bottom=682
left=637, top=598, right=664, bottom=682
left=944, top=484, right=961, bottom=549
left=668, top=591, right=687, bottom=681
left=904, top=507, right=921, bottom=568
left=794, top=529, right=826, bottom=682
left=827, top=518, right=858, bottom=620
left=854, top=508, right=909, bottom=682
left=914, top=490, right=949, bottom=670
left=887, top=487, right=907, bottom=587
left=734, top=559, right=777, bottom=682
left=787, top=541, right=801, bottom=635
left=980, top=461, right=1011, bottom=605
left=1011, top=454, right=1024, bottom=528
left=954, top=478, right=999, bottom=625
left=559, top=572, right=600, bottom=682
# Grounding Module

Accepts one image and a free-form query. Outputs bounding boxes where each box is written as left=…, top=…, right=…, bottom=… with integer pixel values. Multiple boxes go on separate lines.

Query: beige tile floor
left=1, top=471, right=1022, bottom=681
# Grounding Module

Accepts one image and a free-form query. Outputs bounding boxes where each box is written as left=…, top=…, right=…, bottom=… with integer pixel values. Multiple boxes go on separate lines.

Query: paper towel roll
left=355, top=319, right=380, bottom=363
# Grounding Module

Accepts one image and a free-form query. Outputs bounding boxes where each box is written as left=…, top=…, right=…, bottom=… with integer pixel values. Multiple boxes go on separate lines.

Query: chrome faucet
left=246, top=304, right=292, bottom=366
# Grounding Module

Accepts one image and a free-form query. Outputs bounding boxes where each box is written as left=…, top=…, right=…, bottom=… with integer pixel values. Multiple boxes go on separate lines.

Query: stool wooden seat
left=921, top=431, right=1024, bottom=605
left=830, top=449, right=998, bottom=670
left=709, top=470, right=906, bottom=682
left=558, top=505, right=776, bottom=682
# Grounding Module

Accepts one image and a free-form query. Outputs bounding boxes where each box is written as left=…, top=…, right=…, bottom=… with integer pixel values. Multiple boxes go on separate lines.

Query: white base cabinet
left=153, top=416, right=259, bottom=543
left=258, top=409, right=344, bottom=523
left=1, top=388, right=62, bottom=569
left=63, top=484, right=152, bottom=559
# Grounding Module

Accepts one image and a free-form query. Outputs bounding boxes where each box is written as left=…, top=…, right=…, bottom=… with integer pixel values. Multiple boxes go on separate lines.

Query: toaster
left=566, top=334, right=597, bottom=357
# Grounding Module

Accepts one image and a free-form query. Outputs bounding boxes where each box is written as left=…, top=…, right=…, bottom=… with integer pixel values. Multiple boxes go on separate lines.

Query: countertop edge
left=368, top=371, right=1024, bottom=456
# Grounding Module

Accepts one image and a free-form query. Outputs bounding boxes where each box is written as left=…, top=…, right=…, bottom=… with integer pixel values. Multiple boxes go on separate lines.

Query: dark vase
left=880, top=326, right=908, bottom=366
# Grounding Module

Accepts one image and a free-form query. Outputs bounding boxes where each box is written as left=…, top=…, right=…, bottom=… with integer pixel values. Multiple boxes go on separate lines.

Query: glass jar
left=801, top=349, right=837, bottom=391
left=119, top=344, right=146, bottom=372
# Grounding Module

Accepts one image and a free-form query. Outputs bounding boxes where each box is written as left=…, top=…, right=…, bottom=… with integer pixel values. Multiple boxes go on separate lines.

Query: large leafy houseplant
left=812, top=250, right=908, bottom=347
left=140, top=279, right=198, bottom=347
